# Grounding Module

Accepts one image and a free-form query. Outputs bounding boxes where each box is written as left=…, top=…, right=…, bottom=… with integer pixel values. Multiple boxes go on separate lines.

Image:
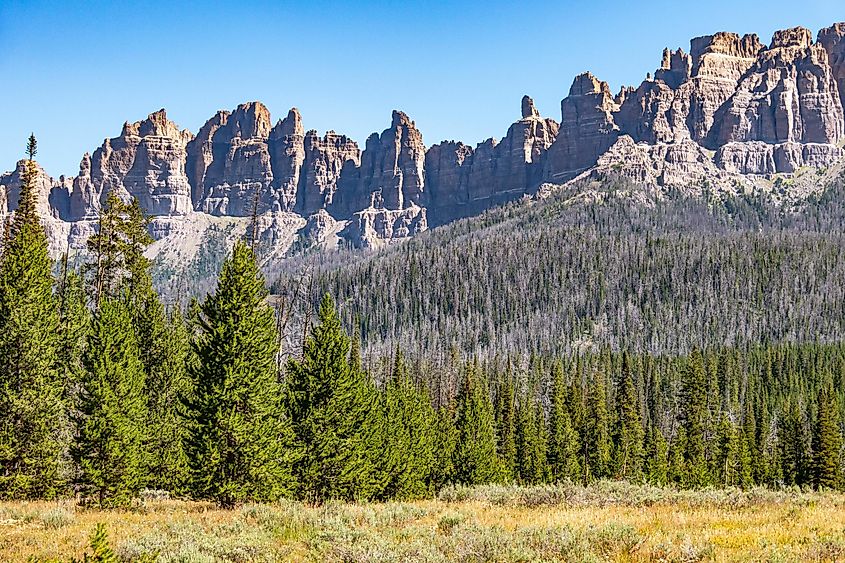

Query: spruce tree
left=583, top=375, right=611, bottom=482
left=285, top=293, right=379, bottom=502
left=681, top=350, right=709, bottom=487
left=0, top=136, right=67, bottom=499
left=548, top=362, right=580, bottom=481
left=452, top=362, right=500, bottom=485
left=644, top=426, right=669, bottom=485
left=430, top=403, right=459, bottom=489
left=812, top=384, right=843, bottom=490
left=74, top=298, right=146, bottom=507
left=379, top=349, right=436, bottom=499
left=495, top=373, right=517, bottom=481
left=612, top=353, right=645, bottom=481
left=515, top=391, right=548, bottom=484
left=779, top=399, right=809, bottom=486
left=714, top=414, right=742, bottom=487
left=144, top=309, right=191, bottom=492
left=185, top=242, right=295, bottom=506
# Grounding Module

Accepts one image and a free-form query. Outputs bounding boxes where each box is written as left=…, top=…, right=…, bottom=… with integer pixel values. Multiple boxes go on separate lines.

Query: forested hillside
left=289, top=174, right=845, bottom=359
left=1, top=142, right=844, bottom=518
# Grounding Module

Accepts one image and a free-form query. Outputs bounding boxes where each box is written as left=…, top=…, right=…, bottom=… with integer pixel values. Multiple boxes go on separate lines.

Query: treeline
left=295, top=177, right=845, bottom=360
left=0, top=142, right=843, bottom=510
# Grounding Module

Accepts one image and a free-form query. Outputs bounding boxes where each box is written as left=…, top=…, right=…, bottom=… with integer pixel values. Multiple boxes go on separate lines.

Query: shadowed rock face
left=4, top=22, right=845, bottom=253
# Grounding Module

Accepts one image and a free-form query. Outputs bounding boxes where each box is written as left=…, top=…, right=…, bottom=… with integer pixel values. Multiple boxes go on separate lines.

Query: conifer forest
left=3, top=137, right=845, bottom=560
left=2, top=137, right=844, bottom=513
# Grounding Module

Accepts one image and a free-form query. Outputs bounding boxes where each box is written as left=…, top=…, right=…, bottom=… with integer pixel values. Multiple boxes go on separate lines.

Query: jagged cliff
left=3, top=23, right=845, bottom=261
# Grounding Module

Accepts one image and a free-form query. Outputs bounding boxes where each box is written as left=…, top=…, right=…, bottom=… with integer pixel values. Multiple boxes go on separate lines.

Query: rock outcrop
left=68, top=109, right=194, bottom=220
left=544, top=73, right=620, bottom=182
left=189, top=101, right=274, bottom=216
left=5, top=21, right=845, bottom=259
left=334, top=111, right=426, bottom=215
left=299, top=131, right=360, bottom=216
left=268, top=108, right=305, bottom=213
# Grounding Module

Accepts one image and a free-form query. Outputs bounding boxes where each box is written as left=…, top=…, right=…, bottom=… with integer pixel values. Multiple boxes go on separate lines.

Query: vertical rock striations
left=5, top=22, right=845, bottom=254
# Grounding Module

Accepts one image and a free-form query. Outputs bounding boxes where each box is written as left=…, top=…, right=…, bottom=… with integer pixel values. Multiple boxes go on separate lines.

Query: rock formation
left=68, top=109, right=194, bottom=220
left=544, top=73, right=620, bottom=182
left=299, top=130, right=360, bottom=216
left=4, top=22, right=845, bottom=257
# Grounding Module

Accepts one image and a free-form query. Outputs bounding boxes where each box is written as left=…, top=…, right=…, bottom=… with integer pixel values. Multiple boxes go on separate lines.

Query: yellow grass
left=2, top=482, right=845, bottom=562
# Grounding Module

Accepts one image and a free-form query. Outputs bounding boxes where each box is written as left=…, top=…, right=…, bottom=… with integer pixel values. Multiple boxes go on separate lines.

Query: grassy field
left=2, top=482, right=845, bottom=562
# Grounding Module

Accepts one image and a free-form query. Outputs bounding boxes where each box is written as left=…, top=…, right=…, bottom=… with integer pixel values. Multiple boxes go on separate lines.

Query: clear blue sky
left=1, top=0, right=842, bottom=177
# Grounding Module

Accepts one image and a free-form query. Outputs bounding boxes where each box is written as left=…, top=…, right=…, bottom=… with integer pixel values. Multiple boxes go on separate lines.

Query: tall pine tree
left=285, top=293, right=379, bottom=502
left=73, top=298, right=147, bottom=507
left=0, top=136, right=68, bottom=499
left=185, top=242, right=295, bottom=506
left=812, top=383, right=843, bottom=490
left=452, top=361, right=500, bottom=485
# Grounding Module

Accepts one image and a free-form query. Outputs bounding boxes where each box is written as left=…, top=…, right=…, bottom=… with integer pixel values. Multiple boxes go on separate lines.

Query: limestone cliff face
left=189, top=101, right=274, bottom=216
left=5, top=22, right=845, bottom=255
left=424, top=96, right=558, bottom=225
left=709, top=27, right=844, bottom=147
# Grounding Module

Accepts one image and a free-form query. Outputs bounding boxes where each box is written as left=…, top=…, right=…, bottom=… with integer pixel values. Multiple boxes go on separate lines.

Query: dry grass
left=2, top=482, right=845, bottom=562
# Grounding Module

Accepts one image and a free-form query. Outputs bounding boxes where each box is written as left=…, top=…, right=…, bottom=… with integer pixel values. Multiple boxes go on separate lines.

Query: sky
left=1, top=0, right=842, bottom=177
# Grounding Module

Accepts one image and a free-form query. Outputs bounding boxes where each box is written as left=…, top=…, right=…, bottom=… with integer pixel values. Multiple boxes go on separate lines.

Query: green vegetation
left=1, top=139, right=845, bottom=561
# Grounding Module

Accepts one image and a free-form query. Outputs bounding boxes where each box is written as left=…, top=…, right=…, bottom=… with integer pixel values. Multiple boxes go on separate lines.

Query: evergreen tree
left=681, top=350, right=709, bottom=487
left=612, top=353, right=645, bottom=481
left=582, top=375, right=611, bottom=482
left=285, top=293, right=379, bottom=502
left=185, top=242, right=295, bottom=506
left=430, top=403, right=459, bottom=489
left=452, top=362, right=500, bottom=485
left=57, top=267, right=90, bottom=392
left=714, top=414, right=743, bottom=487
left=812, top=384, right=843, bottom=490
left=644, top=426, right=669, bottom=485
left=495, top=373, right=517, bottom=481
left=378, top=349, right=436, bottom=499
left=779, top=399, right=809, bottom=486
left=144, top=309, right=191, bottom=492
left=74, top=298, right=147, bottom=507
left=515, top=391, right=548, bottom=484
left=547, top=361, right=580, bottom=481
left=0, top=136, right=67, bottom=499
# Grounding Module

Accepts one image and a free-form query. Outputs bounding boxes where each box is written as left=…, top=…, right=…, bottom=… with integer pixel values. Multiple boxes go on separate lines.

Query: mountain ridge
left=2, top=22, right=845, bottom=261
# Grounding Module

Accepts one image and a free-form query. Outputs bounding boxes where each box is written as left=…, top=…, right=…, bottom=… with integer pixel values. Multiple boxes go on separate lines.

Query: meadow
left=3, top=482, right=845, bottom=562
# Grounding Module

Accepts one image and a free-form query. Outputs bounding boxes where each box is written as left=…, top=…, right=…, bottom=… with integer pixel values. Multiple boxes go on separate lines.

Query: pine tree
left=714, top=414, right=743, bottom=487
left=430, top=403, right=459, bottom=489
left=644, top=426, right=669, bottom=485
left=583, top=375, right=611, bottom=482
left=379, top=349, right=436, bottom=499
left=0, top=136, right=68, bottom=499
left=613, top=353, right=645, bottom=481
left=144, top=309, right=191, bottom=493
left=515, top=391, right=548, bottom=484
left=547, top=362, right=580, bottom=481
left=285, top=293, right=379, bottom=502
left=452, top=362, right=500, bottom=485
left=185, top=242, right=295, bottom=506
left=57, top=267, right=90, bottom=392
left=494, top=373, right=517, bottom=481
left=681, top=350, right=709, bottom=487
left=779, top=399, right=809, bottom=486
left=85, top=192, right=126, bottom=306
left=812, top=384, right=843, bottom=490
left=74, top=298, right=147, bottom=507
